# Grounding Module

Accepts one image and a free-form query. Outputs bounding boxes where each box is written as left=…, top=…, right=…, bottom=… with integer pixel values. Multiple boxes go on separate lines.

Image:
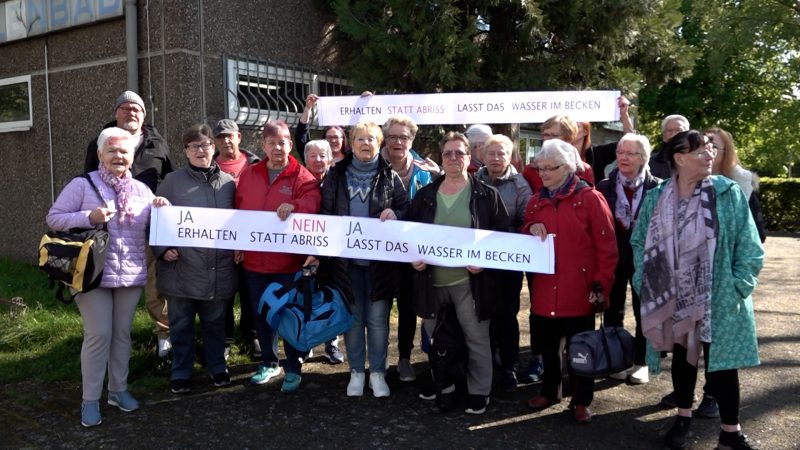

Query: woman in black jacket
left=408, top=131, right=510, bottom=415
left=596, top=133, right=661, bottom=385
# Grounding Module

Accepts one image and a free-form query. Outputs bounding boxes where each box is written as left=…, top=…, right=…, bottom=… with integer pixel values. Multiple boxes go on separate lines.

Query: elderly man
left=648, top=114, right=689, bottom=179
left=84, top=91, right=173, bottom=357
left=212, top=119, right=261, bottom=359
left=464, top=124, right=492, bottom=174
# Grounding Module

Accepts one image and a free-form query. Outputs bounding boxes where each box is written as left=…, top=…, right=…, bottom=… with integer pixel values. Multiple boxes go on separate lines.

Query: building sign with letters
left=0, top=0, right=124, bottom=44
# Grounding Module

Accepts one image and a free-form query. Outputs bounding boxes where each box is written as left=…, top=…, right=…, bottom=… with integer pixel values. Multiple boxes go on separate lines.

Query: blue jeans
left=345, top=265, right=389, bottom=373
left=244, top=270, right=307, bottom=374
left=169, top=296, right=228, bottom=380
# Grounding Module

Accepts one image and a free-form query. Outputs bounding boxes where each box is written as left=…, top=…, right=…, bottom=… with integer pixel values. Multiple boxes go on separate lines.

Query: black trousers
left=532, top=314, right=595, bottom=406
left=490, top=270, right=523, bottom=370
left=396, top=264, right=416, bottom=359
left=672, top=343, right=741, bottom=425
left=603, top=256, right=646, bottom=366
left=225, top=264, right=255, bottom=343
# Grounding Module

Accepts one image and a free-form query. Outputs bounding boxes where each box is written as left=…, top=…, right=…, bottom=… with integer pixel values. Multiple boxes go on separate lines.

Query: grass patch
left=0, top=258, right=255, bottom=390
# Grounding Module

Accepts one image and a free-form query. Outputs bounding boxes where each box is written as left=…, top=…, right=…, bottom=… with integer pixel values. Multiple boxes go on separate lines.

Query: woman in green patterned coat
left=631, top=130, right=764, bottom=450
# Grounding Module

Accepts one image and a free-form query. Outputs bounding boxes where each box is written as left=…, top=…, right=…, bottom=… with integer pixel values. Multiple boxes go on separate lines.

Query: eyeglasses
left=535, top=164, right=564, bottom=173
left=615, top=151, right=642, bottom=159
left=185, top=142, right=213, bottom=152
left=355, top=136, right=377, bottom=144
left=386, top=134, right=411, bottom=144
left=442, top=150, right=469, bottom=159
left=119, top=106, right=143, bottom=114
left=686, top=148, right=717, bottom=159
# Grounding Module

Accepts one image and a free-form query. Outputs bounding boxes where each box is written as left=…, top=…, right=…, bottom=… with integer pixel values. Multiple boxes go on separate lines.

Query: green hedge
left=759, top=177, right=800, bottom=232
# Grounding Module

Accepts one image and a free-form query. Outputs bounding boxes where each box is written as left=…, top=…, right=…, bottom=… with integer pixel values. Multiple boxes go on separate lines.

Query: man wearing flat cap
left=84, top=90, right=173, bottom=357
left=212, top=118, right=261, bottom=359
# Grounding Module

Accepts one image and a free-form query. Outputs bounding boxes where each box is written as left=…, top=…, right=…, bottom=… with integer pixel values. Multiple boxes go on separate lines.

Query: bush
left=759, top=177, right=800, bottom=232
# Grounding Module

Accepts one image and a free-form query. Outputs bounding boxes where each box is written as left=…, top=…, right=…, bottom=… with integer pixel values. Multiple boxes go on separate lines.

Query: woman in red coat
left=523, top=139, right=618, bottom=424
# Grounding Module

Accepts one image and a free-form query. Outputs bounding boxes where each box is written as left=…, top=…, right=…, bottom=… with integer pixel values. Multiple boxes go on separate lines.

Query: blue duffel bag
left=258, top=265, right=353, bottom=352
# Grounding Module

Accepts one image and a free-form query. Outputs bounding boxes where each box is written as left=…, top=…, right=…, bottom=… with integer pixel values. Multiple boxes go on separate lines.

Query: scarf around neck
left=98, top=163, right=134, bottom=224
left=614, top=169, right=646, bottom=230
left=640, top=176, right=717, bottom=367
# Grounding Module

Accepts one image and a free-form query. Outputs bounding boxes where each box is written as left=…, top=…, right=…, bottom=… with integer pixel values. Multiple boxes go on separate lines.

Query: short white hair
left=304, top=139, right=332, bottom=160
left=465, top=124, right=493, bottom=144
left=97, top=127, right=136, bottom=152
left=661, top=115, right=690, bottom=133
left=617, top=133, right=653, bottom=162
left=535, top=139, right=578, bottom=172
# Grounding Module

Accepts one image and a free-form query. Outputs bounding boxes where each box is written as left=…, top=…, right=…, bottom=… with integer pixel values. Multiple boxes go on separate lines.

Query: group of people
left=46, top=90, right=765, bottom=450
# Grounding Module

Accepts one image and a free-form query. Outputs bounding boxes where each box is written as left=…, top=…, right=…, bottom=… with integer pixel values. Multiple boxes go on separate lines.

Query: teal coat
left=631, top=176, right=764, bottom=372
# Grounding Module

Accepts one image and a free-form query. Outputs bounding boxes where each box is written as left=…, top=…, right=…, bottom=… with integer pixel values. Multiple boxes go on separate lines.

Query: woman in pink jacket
left=47, top=127, right=168, bottom=428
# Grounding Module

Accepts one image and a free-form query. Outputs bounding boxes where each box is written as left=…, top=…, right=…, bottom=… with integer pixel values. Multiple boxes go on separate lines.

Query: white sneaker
left=629, top=365, right=650, bottom=384
left=369, top=372, right=390, bottom=398
left=397, top=358, right=416, bottom=382
left=157, top=338, right=172, bottom=358
left=608, top=369, right=628, bottom=381
left=347, top=370, right=365, bottom=397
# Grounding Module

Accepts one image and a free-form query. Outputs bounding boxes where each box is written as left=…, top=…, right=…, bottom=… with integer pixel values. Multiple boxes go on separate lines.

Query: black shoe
left=251, top=339, right=262, bottom=359
left=501, top=370, right=518, bottom=393
left=665, top=416, right=691, bottom=449
left=660, top=391, right=699, bottom=408
left=419, top=383, right=455, bottom=401
left=212, top=371, right=231, bottom=387
left=170, top=378, right=191, bottom=394
left=465, top=394, right=490, bottom=415
left=718, top=430, right=758, bottom=450
left=695, top=394, right=720, bottom=418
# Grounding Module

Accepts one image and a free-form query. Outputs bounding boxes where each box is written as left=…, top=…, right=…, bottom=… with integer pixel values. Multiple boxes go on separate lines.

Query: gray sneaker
left=397, top=358, right=416, bottom=381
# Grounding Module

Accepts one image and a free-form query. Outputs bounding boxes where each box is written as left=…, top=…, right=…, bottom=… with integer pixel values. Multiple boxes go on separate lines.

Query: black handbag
left=568, top=316, right=634, bottom=378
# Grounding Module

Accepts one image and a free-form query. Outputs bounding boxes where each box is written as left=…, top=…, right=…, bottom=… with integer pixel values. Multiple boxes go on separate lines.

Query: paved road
left=2, top=235, right=798, bottom=449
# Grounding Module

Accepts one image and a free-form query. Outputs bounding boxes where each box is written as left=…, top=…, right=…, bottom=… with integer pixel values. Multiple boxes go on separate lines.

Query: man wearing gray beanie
left=83, top=90, right=174, bottom=358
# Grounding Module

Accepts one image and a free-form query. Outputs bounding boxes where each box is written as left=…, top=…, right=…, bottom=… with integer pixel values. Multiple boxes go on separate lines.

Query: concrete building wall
left=0, top=0, right=335, bottom=262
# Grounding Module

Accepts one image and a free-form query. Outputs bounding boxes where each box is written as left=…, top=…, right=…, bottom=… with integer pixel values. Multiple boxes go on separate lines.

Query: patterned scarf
left=614, top=169, right=645, bottom=230
left=98, top=163, right=134, bottom=224
left=640, top=176, right=717, bottom=367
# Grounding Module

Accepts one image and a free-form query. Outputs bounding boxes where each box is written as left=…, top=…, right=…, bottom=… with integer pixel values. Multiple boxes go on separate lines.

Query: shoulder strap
left=82, top=174, right=108, bottom=231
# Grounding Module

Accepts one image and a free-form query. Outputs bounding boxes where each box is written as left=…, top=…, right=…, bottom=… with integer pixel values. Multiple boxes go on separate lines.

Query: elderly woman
left=475, top=134, right=532, bottom=392
left=47, top=127, right=165, bottom=427
left=573, top=97, right=635, bottom=182
left=295, top=94, right=349, bottom=164
left=154, top=124, right=237, bottom=394
left=522, top=115, right=594, bottom=192
left=236, top=120, right=322, bottom=393
left=408, top=132, right=510, bottom=415
left=631, top=130, right=764, bottom=450
left=381, top=114, right=434, bottom=382
left=312, top=120, right=408, bottom=398
left=464, top=124, right=493, bottom=174
left=706, top=127, right=766, bottom=243
left=523, top=139, right=618, bottom=424
left=596, top=133, right=661, bottom=385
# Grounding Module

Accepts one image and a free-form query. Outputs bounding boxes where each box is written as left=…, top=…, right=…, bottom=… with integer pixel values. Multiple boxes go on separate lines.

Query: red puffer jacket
left=236, top=156, right=321, bottom=274
left=522, top=175, right=617, bottom=318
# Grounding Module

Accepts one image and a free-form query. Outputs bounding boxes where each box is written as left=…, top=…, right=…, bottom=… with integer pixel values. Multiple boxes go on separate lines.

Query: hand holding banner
left=149, top=206, right=554, bottom=274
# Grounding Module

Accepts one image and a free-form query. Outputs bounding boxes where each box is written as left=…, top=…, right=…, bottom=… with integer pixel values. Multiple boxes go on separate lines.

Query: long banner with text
left=149, top=206, right=554, bottom=274
left=316, top=91, right=620, bottom=126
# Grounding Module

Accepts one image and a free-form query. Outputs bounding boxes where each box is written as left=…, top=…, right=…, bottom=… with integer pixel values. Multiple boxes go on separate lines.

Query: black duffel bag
left=568, top=317, right=634, bottom=378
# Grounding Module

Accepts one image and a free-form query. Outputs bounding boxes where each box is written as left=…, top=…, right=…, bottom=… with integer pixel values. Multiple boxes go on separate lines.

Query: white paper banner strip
left=316, top=91, right=620, bottom=126
left=150, top=206, right=554, bottom=274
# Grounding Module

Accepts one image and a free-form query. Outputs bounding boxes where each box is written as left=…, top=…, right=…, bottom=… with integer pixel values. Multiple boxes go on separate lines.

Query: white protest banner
left=316, top=91, right=620, bottom=126
left=150, top=206, right=554, bottom=274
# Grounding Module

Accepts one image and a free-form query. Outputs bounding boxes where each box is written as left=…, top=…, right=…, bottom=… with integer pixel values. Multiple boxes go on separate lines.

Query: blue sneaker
left=250, top=364, right=282, bottom=385
left=81, top=401, right=102, bottom=427
left=107, top=390, right=139, bottom=412
left=281, top=373, right=302, bottom=393
left=526, top=356, right=544, bottom=383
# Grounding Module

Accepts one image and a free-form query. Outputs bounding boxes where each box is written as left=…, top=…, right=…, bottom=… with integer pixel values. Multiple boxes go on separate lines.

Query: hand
left=379, top=208, right=397, bottom=221
left=528, top=223, right=548, bottom=241
left=276, top=203, right=295, bottom=221
left=466, top=265, right=483, bottom=274
left=163, top=249, right=180, bottom=262
left=234, top=250, right=244, bottom=264
left=618, top=96, right=630, bottom=114
left=414, top=157, right=440, bottom=174
left=304, top=255, right=319, bottom=267
left=89, top=207, right=115, bottom=225
left=589, top=281, right=606, bottom=312
left=411, top=260, right=427, bottom=272
left=152, top=196, right=171, bottom=207
left=304, top=94, right=319, bottom=112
